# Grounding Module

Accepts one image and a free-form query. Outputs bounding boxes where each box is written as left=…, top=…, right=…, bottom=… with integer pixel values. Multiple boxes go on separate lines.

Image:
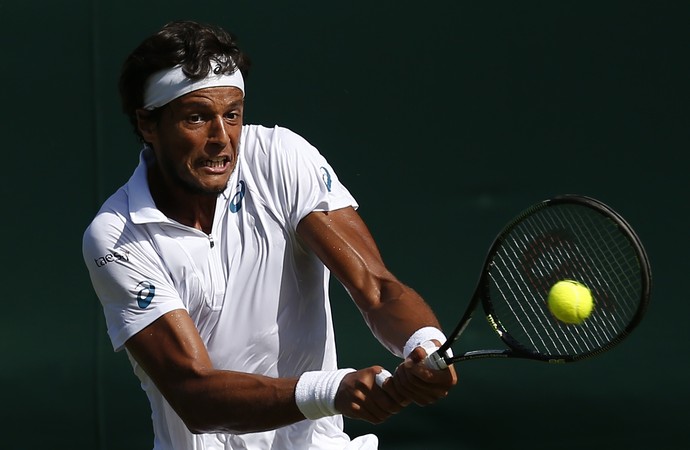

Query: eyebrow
left=175, top=98, right=244, bottom=111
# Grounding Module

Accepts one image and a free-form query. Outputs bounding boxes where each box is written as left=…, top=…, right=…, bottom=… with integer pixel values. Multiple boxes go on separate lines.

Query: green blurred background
left=1, top=1, right=687, bottom=448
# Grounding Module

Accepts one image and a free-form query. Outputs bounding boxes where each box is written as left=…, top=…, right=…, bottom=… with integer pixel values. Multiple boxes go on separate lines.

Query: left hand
left=381, top=342, right=458, bottom=406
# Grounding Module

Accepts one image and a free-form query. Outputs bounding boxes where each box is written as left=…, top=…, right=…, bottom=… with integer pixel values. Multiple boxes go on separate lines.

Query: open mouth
left=202, top=156, right=230, bottom=168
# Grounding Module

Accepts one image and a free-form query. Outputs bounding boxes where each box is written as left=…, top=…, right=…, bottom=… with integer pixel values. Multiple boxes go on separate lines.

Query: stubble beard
left=162, top=155, right=229, bottom=197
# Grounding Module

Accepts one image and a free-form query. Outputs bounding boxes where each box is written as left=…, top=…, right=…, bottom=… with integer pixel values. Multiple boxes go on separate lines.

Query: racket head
left=449, top=195, right=651, bottom=364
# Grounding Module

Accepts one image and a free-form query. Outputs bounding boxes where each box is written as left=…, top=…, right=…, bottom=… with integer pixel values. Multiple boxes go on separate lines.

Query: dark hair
left=118, top=20, right=251, bottom=141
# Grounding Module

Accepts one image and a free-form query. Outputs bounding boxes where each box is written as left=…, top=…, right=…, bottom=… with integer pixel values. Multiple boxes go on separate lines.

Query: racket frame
left=433, top=195, right=652, bottom=366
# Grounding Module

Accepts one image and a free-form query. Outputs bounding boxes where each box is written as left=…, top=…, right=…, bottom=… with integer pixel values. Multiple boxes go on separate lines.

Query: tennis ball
left=547, top=280, right=594, bottom=325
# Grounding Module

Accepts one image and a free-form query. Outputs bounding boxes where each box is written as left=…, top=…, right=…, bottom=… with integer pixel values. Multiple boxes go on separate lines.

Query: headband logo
left=143, top=59, right=245, bottom=110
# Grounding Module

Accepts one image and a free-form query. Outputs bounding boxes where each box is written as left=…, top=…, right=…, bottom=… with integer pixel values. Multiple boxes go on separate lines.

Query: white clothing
left=82, top=125, right=376, bottom=450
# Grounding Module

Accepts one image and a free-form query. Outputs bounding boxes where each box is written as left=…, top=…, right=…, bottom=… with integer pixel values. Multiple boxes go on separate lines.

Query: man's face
left=139, top=86, right=244, bottom=195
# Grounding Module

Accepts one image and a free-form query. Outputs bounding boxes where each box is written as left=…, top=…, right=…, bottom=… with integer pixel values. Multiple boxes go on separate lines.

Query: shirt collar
left=127, top=147, right=168, bottom=225
left=126, top=146, right=234, bottom=225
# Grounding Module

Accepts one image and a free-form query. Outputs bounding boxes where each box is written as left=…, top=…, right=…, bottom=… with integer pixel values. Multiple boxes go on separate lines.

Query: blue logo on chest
left=230, top=180, right=246, bottom=213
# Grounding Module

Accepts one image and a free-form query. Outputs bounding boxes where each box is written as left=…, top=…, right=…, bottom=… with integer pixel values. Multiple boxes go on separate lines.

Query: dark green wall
left=2, top=1, right=687, bottom=449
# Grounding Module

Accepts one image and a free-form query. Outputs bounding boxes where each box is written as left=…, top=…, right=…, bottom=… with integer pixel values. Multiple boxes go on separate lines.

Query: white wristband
left=403, top=326, right=448, bottom=358
left=294, top=369, right=355, bottom=420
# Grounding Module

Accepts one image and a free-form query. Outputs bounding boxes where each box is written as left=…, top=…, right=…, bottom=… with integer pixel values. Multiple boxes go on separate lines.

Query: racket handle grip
left=425, top=351, right=449, bottom=370
left=375, top=342, right=449, bottom=387
left=421, top=340, right=449, bottom=370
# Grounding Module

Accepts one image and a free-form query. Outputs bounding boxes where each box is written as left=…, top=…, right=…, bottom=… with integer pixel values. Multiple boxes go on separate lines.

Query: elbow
left=348, top=271, right=400, bottom=313
left=176, top=403, right=244, bottom=435
left=177, top=404, right=255, bottom=435
left=182, top=417, right=212, bottom=435
left=168, top=392, right=234, bottom=435
left=178, top=410, right=215, bottom=435
left=181, top=416, right=242, bottom=436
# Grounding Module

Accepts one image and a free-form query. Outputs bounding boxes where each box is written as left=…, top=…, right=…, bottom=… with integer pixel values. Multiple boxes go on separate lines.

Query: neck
left=147, top=165, right=218, bottom=234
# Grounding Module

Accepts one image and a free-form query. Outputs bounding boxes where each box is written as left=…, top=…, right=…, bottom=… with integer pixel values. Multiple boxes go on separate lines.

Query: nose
left=208, top=116, right=230, bottom=147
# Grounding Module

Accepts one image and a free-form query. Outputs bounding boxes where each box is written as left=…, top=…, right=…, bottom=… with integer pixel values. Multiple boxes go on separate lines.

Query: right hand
left=334, top=366, right=410, bottom=423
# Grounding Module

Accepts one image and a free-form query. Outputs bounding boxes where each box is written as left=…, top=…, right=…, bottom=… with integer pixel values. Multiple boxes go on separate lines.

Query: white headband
left=143, top=61, right=245, bottom=110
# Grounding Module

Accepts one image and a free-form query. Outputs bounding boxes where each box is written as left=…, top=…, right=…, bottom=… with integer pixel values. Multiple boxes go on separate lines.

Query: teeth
left=203, top=157, right=227, bottom=168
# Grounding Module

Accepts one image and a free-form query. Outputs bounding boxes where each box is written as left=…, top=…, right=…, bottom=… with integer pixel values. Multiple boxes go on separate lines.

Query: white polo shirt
left=82, top=124, right=377, bottom=450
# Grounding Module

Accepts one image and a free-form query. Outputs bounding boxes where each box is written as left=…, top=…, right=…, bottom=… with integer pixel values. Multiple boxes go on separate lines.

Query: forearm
left=163, top=369, right=303, bottom=434
left=173, top=367, right=402, bottom=433
left=357, top=276, right=443, bottom=357
left=360, top=280, right=458, bottom=407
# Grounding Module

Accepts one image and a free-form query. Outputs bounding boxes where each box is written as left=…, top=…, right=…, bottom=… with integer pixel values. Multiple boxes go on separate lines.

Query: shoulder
left=83, top=189, right=128, bottom=240
left=241, top=124, right=318, bottom=158
left=239, top=125, right=326, bottom=187
left=82, top=187, right=137, bottom=261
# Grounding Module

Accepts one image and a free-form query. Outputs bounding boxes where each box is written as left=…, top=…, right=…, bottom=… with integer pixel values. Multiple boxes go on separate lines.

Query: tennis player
left=82, top=20, right=456, bottom=450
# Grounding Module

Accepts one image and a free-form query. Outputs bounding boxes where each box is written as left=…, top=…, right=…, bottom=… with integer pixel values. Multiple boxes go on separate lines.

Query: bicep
left=125, top=309, right=214, bottom=408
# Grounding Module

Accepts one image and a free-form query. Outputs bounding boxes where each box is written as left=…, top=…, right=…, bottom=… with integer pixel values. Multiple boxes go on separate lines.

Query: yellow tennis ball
left=547, top=280, right=594, bottom=325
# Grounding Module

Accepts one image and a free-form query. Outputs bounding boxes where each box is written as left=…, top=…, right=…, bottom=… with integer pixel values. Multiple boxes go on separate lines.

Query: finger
left=343, top=399, right=387, bottom=424
left=419, top=340, right=449, bottom=370
left=389, top=365, right=436, bottom=404
left=403, top=351, right=457, bottom=390
left=375, top=368, right=392, bottom=388
left=375, top=368, right=410, bottom=407
left=393, top=363, right=451, bottom=405
left=339, top=386, right=389, bottom=423
left=372, top=372, right=410, bottom=414
left=380, top=379, right=412, bottom=407
left=340, top=368, right=406, bottom=423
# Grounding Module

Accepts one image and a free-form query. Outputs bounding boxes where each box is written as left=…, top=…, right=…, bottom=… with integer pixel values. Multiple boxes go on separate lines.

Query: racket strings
left=490, top=258, right=566, bottom=353
left=530, top=209, right=616, bottom=350
left=491, top=238, right=594, bottom=356
left=487, top=203, right=645, bottom=359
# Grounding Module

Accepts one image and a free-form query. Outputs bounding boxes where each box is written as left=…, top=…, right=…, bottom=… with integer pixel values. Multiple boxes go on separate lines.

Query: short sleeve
left=82, top=202, right=185, bottom=351
left=247, top=126, right=358, bottom=230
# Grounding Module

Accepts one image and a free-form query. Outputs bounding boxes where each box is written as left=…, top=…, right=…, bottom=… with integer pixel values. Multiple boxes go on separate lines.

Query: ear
left=136, top=109, right=157, bottom=142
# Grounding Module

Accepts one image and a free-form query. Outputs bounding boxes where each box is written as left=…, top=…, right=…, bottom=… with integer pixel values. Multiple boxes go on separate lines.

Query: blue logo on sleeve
left=320, top=167, right=332, bottom=192
left=135, top=281, right=155, bottom=309
left=230, top=180, right=246, bottom=213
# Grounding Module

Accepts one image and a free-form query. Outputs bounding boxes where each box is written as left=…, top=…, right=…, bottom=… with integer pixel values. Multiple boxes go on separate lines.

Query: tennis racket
left=423, top=194, right=651, bottom=371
